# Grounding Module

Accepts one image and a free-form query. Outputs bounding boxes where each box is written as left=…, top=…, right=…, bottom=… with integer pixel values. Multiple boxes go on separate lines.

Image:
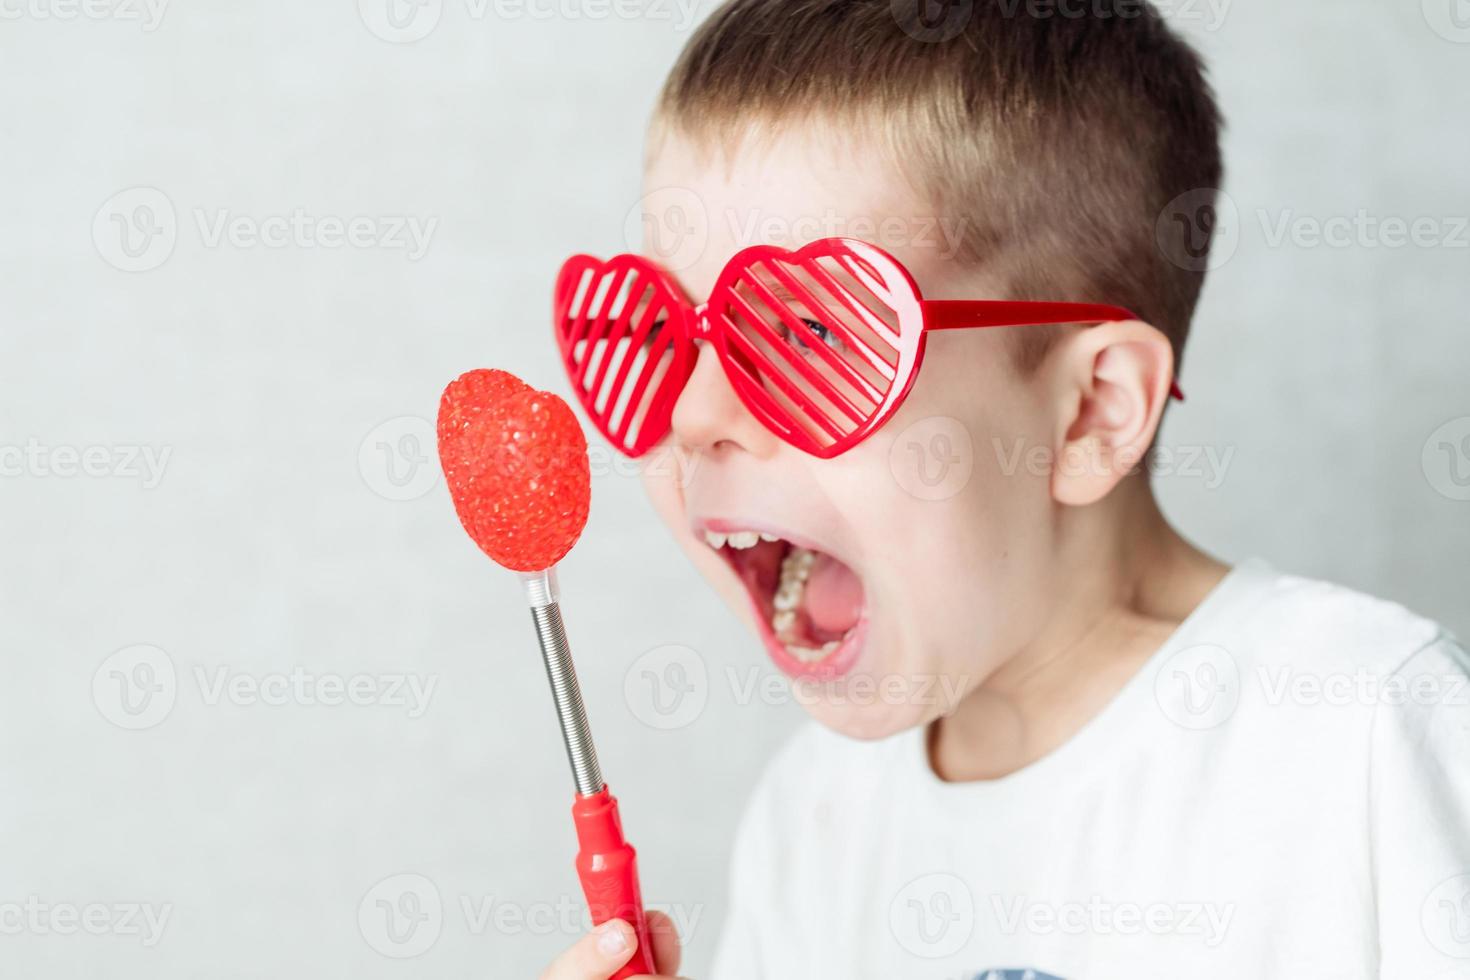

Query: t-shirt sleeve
left=1370, top=632, right=1470, bottom=978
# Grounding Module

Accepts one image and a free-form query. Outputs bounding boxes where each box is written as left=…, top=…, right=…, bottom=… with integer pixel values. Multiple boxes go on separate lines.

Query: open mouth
left=699, top=524, right=868, bottom=677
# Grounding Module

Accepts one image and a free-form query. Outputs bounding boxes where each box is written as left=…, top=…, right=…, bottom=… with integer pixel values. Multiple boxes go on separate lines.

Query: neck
left=929, top=479, right=1228, bottom=782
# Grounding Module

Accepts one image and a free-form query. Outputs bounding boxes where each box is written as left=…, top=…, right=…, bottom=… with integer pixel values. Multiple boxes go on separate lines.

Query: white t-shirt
left=710, top=560, right=1470, bottom=980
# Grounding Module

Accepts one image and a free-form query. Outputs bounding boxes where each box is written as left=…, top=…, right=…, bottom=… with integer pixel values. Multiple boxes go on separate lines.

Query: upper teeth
left=704, top=529, right=762, bottom=550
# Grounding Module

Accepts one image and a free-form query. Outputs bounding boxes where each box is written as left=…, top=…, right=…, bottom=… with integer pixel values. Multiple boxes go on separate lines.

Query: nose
left=669, top=340, right=780, bottom=458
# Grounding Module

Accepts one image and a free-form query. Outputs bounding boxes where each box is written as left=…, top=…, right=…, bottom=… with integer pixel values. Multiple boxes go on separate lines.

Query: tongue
left=802, top=552, right=864, bottom=636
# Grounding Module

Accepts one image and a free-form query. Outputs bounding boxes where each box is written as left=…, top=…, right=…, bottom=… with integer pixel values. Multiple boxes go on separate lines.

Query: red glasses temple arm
left=920, top=300, right=1185, bottom=402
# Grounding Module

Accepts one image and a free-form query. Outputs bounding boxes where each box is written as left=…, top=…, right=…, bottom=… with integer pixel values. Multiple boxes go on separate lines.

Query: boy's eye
left=640, top=319, right=667, bottom=347
left=782, top=318, right=847, bottom=356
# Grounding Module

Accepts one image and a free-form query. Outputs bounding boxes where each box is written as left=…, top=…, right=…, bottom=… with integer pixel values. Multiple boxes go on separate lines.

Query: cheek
left=638, top=453, right=757, bottom=618
left=639, top=453, right=685, bottom=532
left=835, top=399, right=1050, bottom=572
left=818, top=386, right=1055, bottom=674
left=897, top=329, right=1044, bottom=432
left=873, top=332, right=1056, bottom=543
left=638, top=451, right=711, bottom=568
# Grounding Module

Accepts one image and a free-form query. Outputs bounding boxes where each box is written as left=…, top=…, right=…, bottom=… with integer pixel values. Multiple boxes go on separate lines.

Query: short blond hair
left=654, top=0, right=1224, bottom=369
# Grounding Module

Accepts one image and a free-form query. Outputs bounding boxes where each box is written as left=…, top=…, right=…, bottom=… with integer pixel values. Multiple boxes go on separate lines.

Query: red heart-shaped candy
left=437, top=369, right=591, bottom=572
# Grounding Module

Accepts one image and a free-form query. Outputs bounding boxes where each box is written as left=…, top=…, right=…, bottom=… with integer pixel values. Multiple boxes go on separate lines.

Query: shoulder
left=1362, top=631, right=1470, bottom=972
left=1368, top=631, right=1470, bottom=751
left=1214, top=560, right=1455, bottom=679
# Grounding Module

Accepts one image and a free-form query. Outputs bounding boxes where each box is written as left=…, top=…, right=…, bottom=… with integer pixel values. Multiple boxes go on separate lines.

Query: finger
left=645, top=910, right=682, bottom=976
left=538, top=919, right=636, bottom=980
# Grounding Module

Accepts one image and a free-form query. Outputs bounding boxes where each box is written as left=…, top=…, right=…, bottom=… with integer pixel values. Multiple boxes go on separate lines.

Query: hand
left=538, top=911, right=683, bottom=980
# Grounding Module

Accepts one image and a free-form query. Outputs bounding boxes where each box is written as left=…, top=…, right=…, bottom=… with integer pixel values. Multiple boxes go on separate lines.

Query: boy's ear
left=1048, top=320, right=1176, bottom=507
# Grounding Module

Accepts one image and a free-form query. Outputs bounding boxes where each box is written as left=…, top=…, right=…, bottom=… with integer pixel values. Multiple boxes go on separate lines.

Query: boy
left=542, top=1, right=1470, bottom=976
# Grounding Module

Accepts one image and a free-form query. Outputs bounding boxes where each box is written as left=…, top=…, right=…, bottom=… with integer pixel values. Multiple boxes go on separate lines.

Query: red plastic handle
left=572, top=788, right=655, bottom=979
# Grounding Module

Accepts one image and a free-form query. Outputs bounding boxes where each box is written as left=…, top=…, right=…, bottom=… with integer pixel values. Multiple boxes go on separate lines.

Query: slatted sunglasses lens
left=557, top=260, right=689, bottom=455
left=710, top=250, right=904, bottom=454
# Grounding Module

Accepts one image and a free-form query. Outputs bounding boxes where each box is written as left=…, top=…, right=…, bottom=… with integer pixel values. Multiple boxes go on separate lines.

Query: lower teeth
left=787, top=640, right=840, bottom=664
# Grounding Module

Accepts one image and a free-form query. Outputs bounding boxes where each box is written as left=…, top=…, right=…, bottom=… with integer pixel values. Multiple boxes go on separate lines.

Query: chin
left=801, top=698, right=929, bottom=741
left=785, top=640, right=955, bottom=741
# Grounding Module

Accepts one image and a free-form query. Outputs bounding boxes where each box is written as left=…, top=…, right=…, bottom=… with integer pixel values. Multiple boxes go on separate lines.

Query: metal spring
left=529, top=601, right=605, bottom=796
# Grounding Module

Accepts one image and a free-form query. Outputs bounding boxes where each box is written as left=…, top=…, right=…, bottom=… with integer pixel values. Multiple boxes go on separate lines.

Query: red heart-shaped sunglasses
left=554, top=237, right=1182, bottom=459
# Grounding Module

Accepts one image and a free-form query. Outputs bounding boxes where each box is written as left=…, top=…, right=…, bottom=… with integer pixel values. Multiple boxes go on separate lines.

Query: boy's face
left=638, top=129, right=1063, bottom=740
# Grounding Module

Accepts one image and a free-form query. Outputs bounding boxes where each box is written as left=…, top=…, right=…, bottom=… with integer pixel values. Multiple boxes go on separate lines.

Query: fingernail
left=596, top=921, right=629, bottom=956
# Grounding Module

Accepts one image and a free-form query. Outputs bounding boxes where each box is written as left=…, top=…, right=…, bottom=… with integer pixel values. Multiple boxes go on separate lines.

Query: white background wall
left=1, top=1, right=1466, bottom=976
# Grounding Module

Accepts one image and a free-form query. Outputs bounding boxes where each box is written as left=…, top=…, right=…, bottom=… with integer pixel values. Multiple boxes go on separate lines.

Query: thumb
left=539, top=919, right=636, bottom=980
left=643, top=910, right=682, bottom=976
